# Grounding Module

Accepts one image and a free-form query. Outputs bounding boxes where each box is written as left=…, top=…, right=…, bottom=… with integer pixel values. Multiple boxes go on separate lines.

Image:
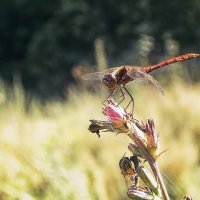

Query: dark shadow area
left=0, top=0, right=200, bottom=98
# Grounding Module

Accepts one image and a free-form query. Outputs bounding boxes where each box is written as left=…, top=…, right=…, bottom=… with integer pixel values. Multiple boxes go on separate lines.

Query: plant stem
left=128, top=129, right=171, bottom=200
left=152, top=161, right=170, bottom=200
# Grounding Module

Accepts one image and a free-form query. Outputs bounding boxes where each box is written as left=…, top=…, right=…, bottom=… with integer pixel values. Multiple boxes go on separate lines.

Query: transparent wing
left=144, top=73, right=165, bottom=95
left=81, top=71, right=105, bottom=80
left=128, top=68, right=165, bottom=95
left=81, top=67, right=119, bottom=81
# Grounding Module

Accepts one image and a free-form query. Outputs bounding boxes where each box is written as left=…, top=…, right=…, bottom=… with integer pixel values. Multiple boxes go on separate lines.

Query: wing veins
left=127, top=69, right=165, bottom=95
left=81, top=67, right=120, bottom=81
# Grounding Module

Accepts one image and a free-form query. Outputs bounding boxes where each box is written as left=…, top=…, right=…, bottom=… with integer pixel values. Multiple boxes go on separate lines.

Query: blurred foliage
left=0, top=0, right=200, bottom=96
left=0, top=78, right=200, bottom=199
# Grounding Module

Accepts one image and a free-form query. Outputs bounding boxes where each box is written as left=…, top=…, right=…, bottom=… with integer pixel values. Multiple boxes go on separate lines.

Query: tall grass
left=0, top=78, right=200, bottom=200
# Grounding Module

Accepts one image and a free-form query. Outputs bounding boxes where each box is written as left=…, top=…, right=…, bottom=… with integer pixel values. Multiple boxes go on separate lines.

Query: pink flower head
left=103, top=100, right=128, bottom=129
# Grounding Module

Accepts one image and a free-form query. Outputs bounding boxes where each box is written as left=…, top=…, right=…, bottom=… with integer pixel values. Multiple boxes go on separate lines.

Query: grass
left=0, top=78, right=200, bottom=200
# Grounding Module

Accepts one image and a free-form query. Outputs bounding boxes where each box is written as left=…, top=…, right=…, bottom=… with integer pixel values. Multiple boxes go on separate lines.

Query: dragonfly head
left=102, top=73, right=117, bottom=89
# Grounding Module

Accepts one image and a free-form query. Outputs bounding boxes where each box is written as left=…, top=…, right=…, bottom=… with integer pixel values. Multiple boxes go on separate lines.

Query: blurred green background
left=0, top=0, right=200, bottom=199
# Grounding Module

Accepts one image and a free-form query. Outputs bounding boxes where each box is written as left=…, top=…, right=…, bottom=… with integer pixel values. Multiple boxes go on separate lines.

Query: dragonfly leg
left=117, top=85, right=126, bottom=105
left=123, top=85, right=134, bottom=116
left=102, top=88, right=117, bottom=106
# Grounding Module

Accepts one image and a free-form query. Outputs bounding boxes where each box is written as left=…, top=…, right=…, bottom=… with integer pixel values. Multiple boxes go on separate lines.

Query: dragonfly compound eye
left=102, top=73, right=117, bottom=89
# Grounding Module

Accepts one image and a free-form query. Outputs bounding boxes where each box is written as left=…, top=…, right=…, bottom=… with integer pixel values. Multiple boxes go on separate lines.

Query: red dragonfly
left=82, top=53, right=199, bottom=114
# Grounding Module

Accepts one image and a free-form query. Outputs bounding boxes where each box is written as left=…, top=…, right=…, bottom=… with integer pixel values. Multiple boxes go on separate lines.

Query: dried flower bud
left=137, top=166, right=161, bottom=196
left=88, top=120, right=113, bottom=137
left=145, top=119, right=158, bottom=146
left=143, top=119, right=160, bottom=158
left=128, top=186, right=157, bottom=200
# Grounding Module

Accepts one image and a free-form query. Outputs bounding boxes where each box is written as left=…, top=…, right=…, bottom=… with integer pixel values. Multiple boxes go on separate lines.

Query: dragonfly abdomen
left=144, top=53, right=199, bottom=73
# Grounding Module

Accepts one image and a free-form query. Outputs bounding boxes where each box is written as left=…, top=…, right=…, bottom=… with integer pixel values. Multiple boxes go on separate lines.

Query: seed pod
left=137, top=166, right=161, bottom=196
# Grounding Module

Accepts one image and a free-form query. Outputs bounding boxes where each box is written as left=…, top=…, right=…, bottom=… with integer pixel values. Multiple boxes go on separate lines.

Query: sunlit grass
left=0, top=78, right=200, bottom=200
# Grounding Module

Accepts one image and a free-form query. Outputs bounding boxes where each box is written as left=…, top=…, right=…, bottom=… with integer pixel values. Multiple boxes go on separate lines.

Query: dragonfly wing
left=81, top=71, right=104, bottom=80
left=81, top=67, right=118, bottom=81
left=128, top=70, right=165, bottom=95
left=141, top=73, right=165, bottom=95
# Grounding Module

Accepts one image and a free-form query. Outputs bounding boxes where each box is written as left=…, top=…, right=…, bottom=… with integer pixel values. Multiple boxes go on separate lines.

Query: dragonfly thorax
left=102, top=73, right=118, bottom=89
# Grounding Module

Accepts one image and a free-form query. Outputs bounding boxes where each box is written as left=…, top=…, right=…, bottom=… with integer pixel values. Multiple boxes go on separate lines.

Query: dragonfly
left=82, top=53, right=199, bottom=114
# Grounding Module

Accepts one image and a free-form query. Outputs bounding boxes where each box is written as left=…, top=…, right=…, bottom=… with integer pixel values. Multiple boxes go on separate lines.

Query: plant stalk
left=128, top=129, right=171, bottom=200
